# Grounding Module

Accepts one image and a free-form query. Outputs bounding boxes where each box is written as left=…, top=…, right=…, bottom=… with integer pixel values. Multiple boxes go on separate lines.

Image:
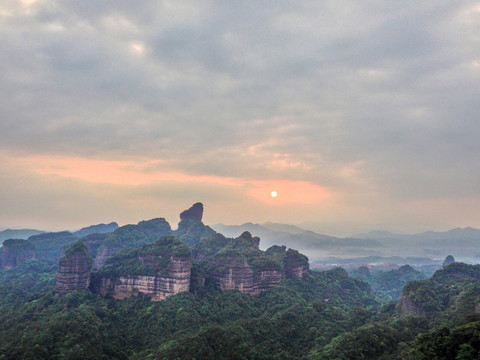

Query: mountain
left=93, top=218, right=172, bottom=269
left=0, top=229, right=44, bottom=243
left=73, top=222, right=118, bottom=237
left=351, top=230, right=405, bottom=240
left=351, top=227, right=480, bottom=262
left=353, top=227, right=480, bottom=243
left=62, top=204, right=312, bottom=301
left=261, top=222, right=307, bottom=234
left=211, top=223, right=383, bottom=260
left=5, top=204, right=480, bottom=359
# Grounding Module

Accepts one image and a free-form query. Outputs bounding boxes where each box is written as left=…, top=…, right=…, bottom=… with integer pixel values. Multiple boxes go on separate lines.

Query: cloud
left=1, top=0, right=480, bottom=232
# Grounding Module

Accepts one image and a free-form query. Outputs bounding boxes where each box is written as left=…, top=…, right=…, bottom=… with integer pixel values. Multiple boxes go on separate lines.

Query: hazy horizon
left=2, top=1, right=480, bottom=235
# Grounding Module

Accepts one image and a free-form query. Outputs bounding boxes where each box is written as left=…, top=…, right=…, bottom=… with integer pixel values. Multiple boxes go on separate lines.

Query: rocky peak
left=400, top=295, right=426, bottom=317
left=175, top=203, right=216, bottom=247
left=180, top=202, right=204, bottom=221
left=236, top=231, right=260, bottom=249
left=284, top=248, right=309, bottom=279
left=55, top=241, right=93, bottom=296
left=1, top=239, right=35, bottom=268
left=91, top=236, right=192, bottom=301
left=443, top=255, right=455, bottom=267
left=93, top=218, right=172, bottom=269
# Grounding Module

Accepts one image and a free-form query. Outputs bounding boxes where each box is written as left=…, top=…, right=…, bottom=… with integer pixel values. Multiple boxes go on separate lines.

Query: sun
left=270, top=190, right=277, bottom=198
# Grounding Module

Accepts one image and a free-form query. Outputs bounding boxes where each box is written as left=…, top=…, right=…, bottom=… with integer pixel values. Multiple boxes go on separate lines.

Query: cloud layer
left=1, top=1, right=480, bottom=234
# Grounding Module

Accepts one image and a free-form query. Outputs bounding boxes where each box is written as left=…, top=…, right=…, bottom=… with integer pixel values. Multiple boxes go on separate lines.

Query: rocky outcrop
left=93, top=244, right=117, bottom=269
left=55, top=241, right=93, bottom=296
left=443, top=255, right=455, bottom=267
left=27, top=231, right=78, bottom=260
left=180, top=202, right=204, bottom=221
left=208, top=251, right=254, bottom=294
left=208, top=251, right=285, bottom=295
left=93, top=218, right=172, bottom=269
left=93, top=258, right=191, bottom=301
left=74, top=222, right=118, bottom=237
left=400, top=295, right=426, bottom=317
left=1, top=239, right=35, bottom=268
left=284, top=248, right=309, bottom=279
left=251, top=270, right=284, bottom=295
left=175, top=203, right=217, bottom=246
left=91, top=236, right=192, bottom=301
left=205, top=233, right=302, bottom=295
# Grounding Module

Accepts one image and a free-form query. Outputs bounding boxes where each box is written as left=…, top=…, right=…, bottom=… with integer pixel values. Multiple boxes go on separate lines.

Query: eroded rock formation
left=93, top=218, right=172, bottom=269
left=400, top=295, right=426, bottom=317
left=91, top=236, right=192, bottom=301
left=204, top=232, right=308, bottom=295
left=285, top=248, right=310, bottom=279
left=208, top=250, right=254, bottom=294
left=55, top=241, right=93, bottom=296
left=175, top=203, right=217, bottom=246
left=180, top=202, right=204, bottom=221
left=443, top=255, right=455, bottom=268
left=1, top=239, right=35, bottom=268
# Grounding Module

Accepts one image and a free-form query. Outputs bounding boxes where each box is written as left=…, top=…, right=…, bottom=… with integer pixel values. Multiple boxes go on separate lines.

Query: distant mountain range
left=73, top=222, right=118, bottom=237
left=0, top=223, right=119, bottom=245
left=212, top=223, right=480, bottom=263
left=3, top=222, right=480, bottom=263
left=0, top=229, right=44, bottom=243
left=352, top=227, right=480, bottom=249
left=211, top=222, right=382, bottom=253
left=352, top=227, right=480, bottom=241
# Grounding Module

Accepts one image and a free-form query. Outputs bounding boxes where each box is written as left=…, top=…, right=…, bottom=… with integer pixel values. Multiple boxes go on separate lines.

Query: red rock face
left=180, top=202, right=204, bottom=221
left=284, top=249, right=309, bottom=279
left=251, top=270, right=284, bottom=295
left=55, top=251, right=93, bottom=296
left=208, top=254, right=284, bottom=296
left=2, top=246, right=35, bottom=268
left=93, top=245, right=116, bottom=269
left=94, top=257, right=192, bottom=301
left=400, top=296, right=426, bottom=317
left=209, top=256, right=254, bottom=293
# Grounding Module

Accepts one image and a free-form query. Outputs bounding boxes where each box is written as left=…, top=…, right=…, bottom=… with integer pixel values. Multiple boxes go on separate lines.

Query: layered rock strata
left=400, top=295, right=426, bottom=317
left=94, top=257, right=191, bottom=301
left=205, top=232, right=298, bottom=295
left=1, top=239, right=35, bottom=268
left=175, top=202, right=217, bottom=247
left=285, top=249, right=310, bottom=279
left=208, top=251, right=254, bottom=293
left=93, top=218, right=172, bottom=269
left=55, top=241, right=93, bottom=296
left=92, top=236, right=192, bottom=301
left=93, top=245, right=117, bottom=269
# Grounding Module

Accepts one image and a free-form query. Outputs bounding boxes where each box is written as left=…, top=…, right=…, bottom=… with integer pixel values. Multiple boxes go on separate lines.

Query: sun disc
left=271, top=191, right=277, bottom=198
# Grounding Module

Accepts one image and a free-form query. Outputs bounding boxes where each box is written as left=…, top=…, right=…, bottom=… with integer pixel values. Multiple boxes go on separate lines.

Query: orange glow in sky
left=2, top=153, right=333, bottom=206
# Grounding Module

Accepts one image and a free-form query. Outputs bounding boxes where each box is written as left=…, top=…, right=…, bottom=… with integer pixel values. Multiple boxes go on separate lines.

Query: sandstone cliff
left=284, top=248, right=310, bottom=279
left=204, top=232, right=307, bottom=295
left=91, top=236, right=191, bottom=301
left=93, top=218, right=172, bottom=269
left=55, top=241, right=93, bottom=296
left=208, top=250, right=254, bottom=294
left=1, top=239, right=35, bottom=268
left=27, top=231, right=78, bottom=260
left=175, top=203, right=217, bottom=246
left=400, top=295, right=426, bottom=317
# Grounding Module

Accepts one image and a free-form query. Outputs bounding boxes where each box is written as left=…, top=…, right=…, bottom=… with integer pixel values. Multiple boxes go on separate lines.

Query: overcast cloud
left=1, top=0, right=480, bottom=234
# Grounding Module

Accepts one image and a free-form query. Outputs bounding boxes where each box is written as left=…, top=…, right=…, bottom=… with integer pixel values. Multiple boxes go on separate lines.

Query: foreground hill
left=3, top=205, right=480, bottom=359
left=0, top=203, right=378, bottom=359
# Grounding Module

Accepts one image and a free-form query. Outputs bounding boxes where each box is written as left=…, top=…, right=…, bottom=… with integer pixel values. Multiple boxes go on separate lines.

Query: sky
left=1, top=0, right=480, bottom=236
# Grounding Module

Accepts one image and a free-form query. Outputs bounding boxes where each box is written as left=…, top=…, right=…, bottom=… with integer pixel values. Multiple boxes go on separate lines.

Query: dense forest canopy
left=2, top=205, right=480, bottom=359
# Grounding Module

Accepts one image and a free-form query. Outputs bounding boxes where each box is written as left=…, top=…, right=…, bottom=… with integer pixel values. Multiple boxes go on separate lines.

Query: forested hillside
left=2, top=205, right=480, bottom=359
